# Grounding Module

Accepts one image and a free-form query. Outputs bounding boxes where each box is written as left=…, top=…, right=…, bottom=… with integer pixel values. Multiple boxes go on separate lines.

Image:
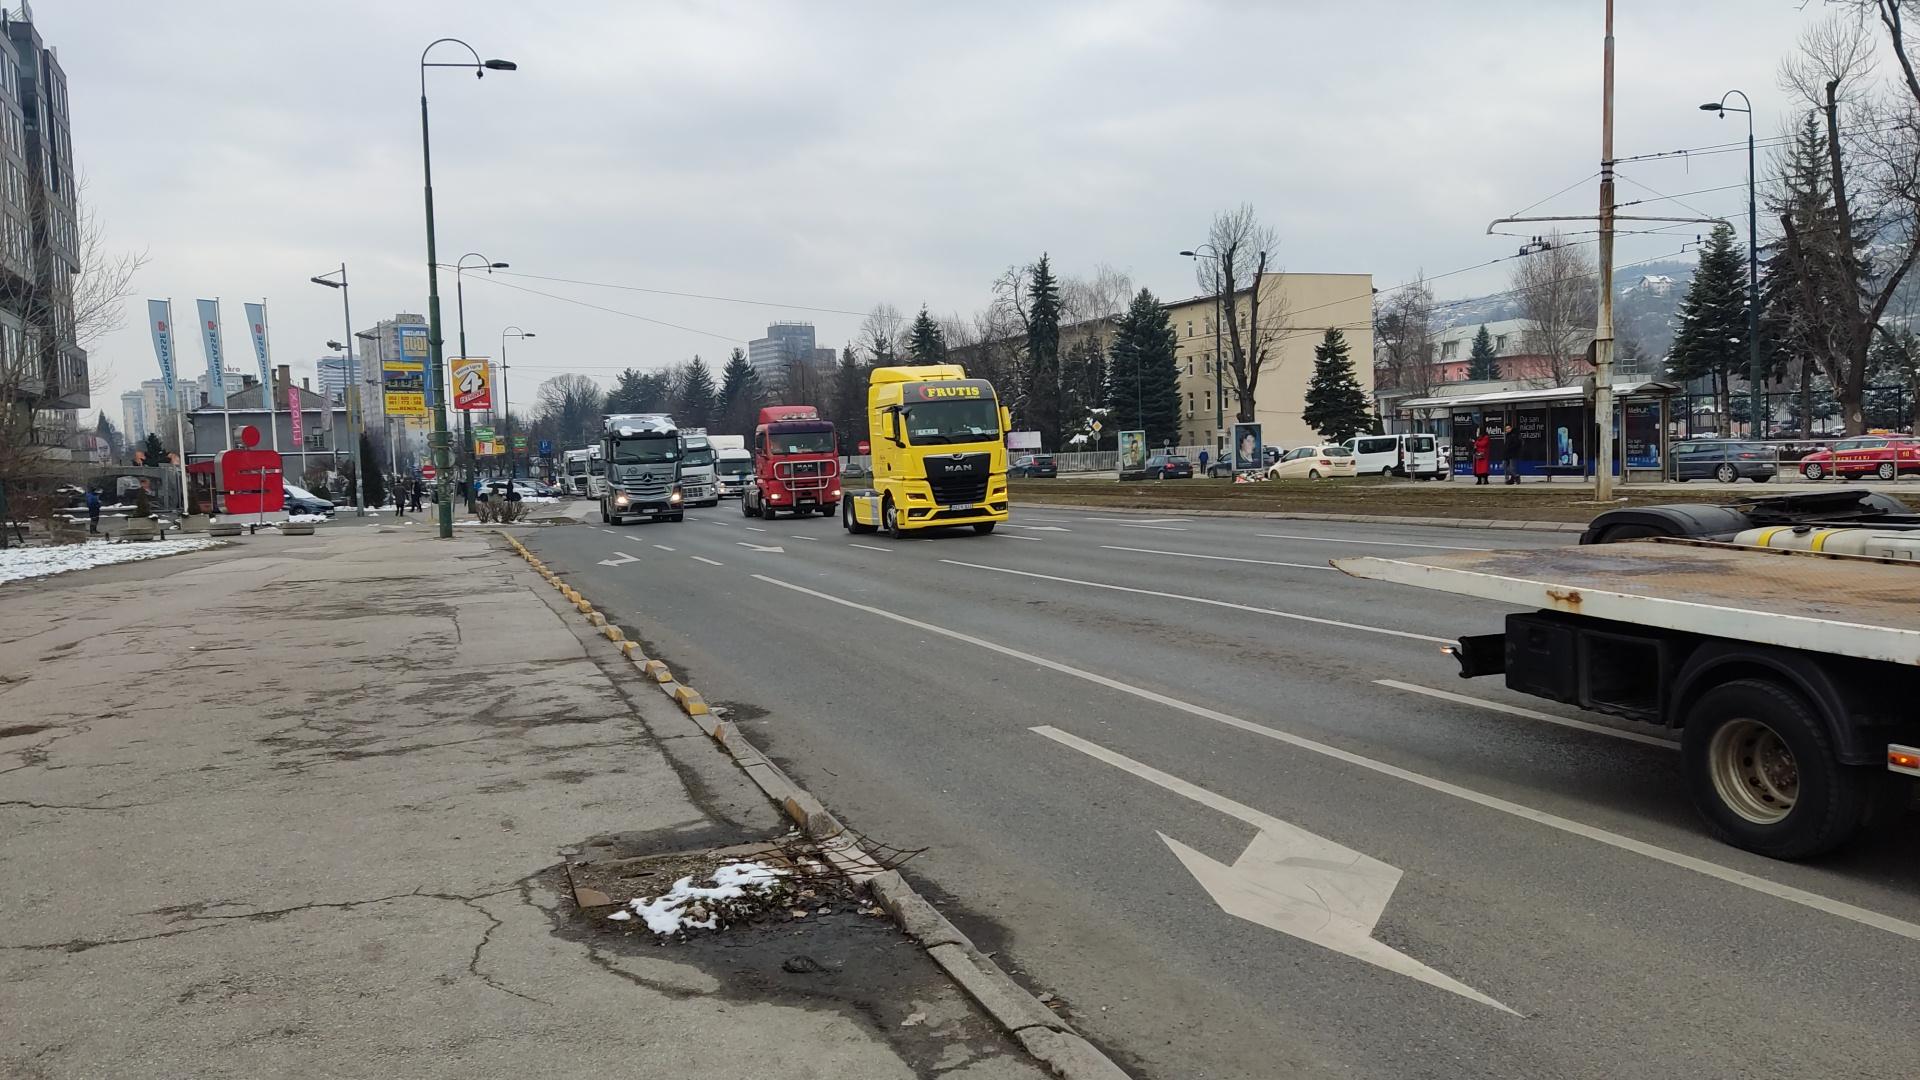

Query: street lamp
left=1180, top=246, right=1226, bottom=455
left=454, top=252, right=507, bottom=496
left=1701, top=91, right=1761, bottom=436
left=501, top=326, right=534, bottom=480
left=421, top=38, right=517, bottom=538
left=310, top=266, right=364, bottom=515
left=355, top=328, right=399, bottom=477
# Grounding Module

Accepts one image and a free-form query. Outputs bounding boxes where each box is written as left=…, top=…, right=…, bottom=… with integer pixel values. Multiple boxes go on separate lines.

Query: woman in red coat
left=1471, top=427, right=1492, bottom=485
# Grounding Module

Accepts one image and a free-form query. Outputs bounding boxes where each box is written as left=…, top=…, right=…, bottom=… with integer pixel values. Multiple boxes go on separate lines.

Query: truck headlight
left=669, top=489, right=684, bottom=504
left=614, top=494, right=630, bottom=506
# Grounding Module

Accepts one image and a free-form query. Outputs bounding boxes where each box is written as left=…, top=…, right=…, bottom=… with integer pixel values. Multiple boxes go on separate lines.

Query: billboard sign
left=1007, top=430, right=1042, bottom=452
left=1231, top=423, right=1264, bottom=473
left=451, top=357, right=492, bottom=411
left=396, top=324, right=432, bottom=410
left=382, top=351, right=427, bottom=418
left=1117, top=429, right=1147, bottom=478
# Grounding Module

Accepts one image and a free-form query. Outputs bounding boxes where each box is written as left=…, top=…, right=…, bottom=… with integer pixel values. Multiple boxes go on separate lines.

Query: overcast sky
left=62, top=0, right=1831, bottom=416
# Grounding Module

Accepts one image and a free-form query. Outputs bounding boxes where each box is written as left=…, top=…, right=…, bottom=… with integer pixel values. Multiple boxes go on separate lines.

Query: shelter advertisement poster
left=1231, top=423, right=1263, bottom=472
left=1117, top=430, right=1147, bottom=477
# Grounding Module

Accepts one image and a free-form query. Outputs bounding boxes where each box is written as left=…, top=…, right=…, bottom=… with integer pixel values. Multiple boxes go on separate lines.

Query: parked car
left=1205, top=447, right=1283, bottom=477
left=1796, top=435, right=1920, bottom=480
left=1144, top=453, right=1193, bottom=479
left=1268, top=444, right=1357, bottom=481
left=283, top=483, right=335, bottom=517
left=1669, top=439, right=1777, bottom=484
left=1345, top=433, right=1445, bottom=479
left=1011, top=454, right=1059, bottom=478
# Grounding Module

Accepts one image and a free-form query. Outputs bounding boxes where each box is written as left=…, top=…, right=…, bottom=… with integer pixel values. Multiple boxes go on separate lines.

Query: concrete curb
left=493, top=529, right=1133, bottom=1080
left=1018, top=500, right=1588, bottom=533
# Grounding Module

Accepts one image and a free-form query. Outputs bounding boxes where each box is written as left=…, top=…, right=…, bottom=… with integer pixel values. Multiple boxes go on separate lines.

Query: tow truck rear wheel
left=1681, top=678, right=1870, bottom=859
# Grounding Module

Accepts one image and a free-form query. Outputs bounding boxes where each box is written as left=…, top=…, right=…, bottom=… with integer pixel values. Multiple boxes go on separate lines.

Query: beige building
left=1165, top=272, right=1373, bottom=451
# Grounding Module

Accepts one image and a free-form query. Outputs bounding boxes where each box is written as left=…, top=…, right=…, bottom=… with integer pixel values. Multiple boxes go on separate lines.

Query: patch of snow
left=0, top=537, right=221, bottom=585
left=286, top=514, right=328, bottom=524
left=621, top=860, right=789, bottom=936
left=605, top=909, right=632, bottom=921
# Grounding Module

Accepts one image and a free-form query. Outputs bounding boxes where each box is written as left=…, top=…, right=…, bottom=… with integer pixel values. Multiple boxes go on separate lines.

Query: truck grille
left=617, top=476, right=672, bottom=501
left=925, top=453, right=990, bottom=506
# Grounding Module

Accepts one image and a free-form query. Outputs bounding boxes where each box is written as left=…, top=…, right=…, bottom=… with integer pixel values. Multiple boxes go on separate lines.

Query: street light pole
left=420, top=39, right=517, bottom=538
left=1180, top=245, right=1226, bottom=455
left=502, top=326, right=534, bottom=480
left=453, top=252, right=507, bottom=496
left=309, top=265, right=363, bottom=515
left=1702, top=91, right=1761, bottom=436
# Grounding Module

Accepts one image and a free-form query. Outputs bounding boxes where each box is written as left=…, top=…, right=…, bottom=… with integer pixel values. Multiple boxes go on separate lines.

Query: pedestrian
left=410, top=477, right=424, bottom=512
left=1502, top=422, right=1521, bottom=485
left=1472, top=427, right=1492, bottom=486
left=391, top=476, right=406, bottom=518
left=1197, top=448, right=1210, bottom=474
left=85, top=487, right=101, bottom=534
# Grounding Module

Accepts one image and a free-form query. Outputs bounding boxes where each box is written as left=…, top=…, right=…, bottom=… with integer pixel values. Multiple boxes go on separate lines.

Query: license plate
left=950, top=503, right=974, bottom=512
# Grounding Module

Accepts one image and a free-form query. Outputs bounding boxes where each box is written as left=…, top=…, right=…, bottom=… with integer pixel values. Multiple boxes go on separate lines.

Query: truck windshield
left=719, top=459, right=751, bottom=476
left=589, top=457, right=605, bottom=475
left=903, top=400, right=1000, bottom=445
left=565, top=459, right=585, bottom=475
left=682, top=448, right=714, bottom=467
left=770, top=432, right=834, bottom=454
left=611, top=439, right=677, bottom=465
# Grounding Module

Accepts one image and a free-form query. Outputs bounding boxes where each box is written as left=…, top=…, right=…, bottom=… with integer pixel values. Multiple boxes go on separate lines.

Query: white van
left=1345, top=433, right=1444, bottom=480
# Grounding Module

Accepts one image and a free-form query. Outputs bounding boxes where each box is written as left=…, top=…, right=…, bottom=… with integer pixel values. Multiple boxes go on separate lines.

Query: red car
left=1797, top=435, right=1920, bottom=480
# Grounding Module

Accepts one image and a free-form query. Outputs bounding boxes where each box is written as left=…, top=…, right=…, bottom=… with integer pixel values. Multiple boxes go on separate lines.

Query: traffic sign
left=857, top=439, right=870, bottom=454
left=538, top=439, right=552, bottom=456
left=421, top=464, right=437, bottom=481
left=513, top=435, right=528, bottom=450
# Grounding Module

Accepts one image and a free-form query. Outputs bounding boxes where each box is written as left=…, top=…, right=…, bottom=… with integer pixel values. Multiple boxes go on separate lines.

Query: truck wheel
left=1681, top=678, right=1869, bottom=859
left=610, top=513, right=622, bottom=526
left=600, top=506, right=610, bottom=524
left=669, top=513, right=684, bottom=523
left=883, top=497, right=907, bottom=540
left=844, top=498, right=875, bottom=534
left=740, top=493, right=754, bottom=518
left=973, top=522, right=996, bottom=535
left=817, top=504, right=835, bottom=517
left=761, top=501, right=779, bottom=521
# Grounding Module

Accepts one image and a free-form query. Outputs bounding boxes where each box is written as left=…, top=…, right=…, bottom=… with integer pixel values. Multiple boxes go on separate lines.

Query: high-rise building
left=747, top=322, right=836, bottom=394
left=316, top=355, right=349, bottom=401
left=120, top=390, right=146, bottom=442
left=0, top=2, right=86, bottom=432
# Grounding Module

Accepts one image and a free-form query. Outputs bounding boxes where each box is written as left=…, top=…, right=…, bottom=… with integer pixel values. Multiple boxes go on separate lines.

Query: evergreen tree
left=604, top=367, right=648, bottom=413
left=715, top=348, right=763, bottom=436
left=359, top=433, right=385, bottom=508
left=1105, top=288, right=1182, bottom=448
left=831, top=346, right=869, bottom=451
left=674, top=355, right=718, bottom=430
left=1024, top=254, right=1062, bottom=449
left=906, top=306, right=948, bottom=365
left=1467, top=324, right=1499, bottom=381
left=1058, top=335, right=1106, bottom=447
left=1302, top=328, right=1373, bottom=441
left=1668, top=222, right=1748, bottom=426
left=141, top=432, right=166, bottom=467
left=1761, top=115, right=1846, bottom=435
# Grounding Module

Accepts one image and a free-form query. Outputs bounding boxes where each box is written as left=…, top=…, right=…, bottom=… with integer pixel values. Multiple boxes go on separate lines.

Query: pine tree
left=907, top=306, right=947, bottom=365
left=1302, top=328, right=1373, bottom=441
left=359, top=433, right=385, bottom=508
left=604, top=367, right=648, bottom=413
left=1467, top=324, right=1498, bottom=381
left=1024, top=254, right=1062, bottom=449
left=141, top=431, right=166, bottom=466
left=1668, top=222, right=1748, bottom=427
left=832, top=346, right=869, bottom=451
left=675, top=355, right=718, bottom=430
left=1761, top=115, right=1846, bottom=435
left=716, top=348, right=762, bottom=436
left=1105, top=288, right=1182, bottom=448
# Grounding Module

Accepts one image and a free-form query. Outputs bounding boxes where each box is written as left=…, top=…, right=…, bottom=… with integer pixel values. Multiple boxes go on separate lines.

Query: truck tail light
left=1889, top=744, right=1920, bottom=776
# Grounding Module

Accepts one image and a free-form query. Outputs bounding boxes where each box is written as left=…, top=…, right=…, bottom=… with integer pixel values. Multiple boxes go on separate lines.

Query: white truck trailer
left=1339, top=490, right=1920, bottom=860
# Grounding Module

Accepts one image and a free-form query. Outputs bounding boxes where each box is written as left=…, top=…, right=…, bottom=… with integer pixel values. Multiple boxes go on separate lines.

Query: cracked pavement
left=0, top=526, right=1046, bottom=1080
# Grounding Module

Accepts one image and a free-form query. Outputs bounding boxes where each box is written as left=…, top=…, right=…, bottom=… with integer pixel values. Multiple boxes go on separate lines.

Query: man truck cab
left=600, top=413, right=685, bottom=525
left=744, top=406, right=840, bottom=519
left=679, top=430, right=719, bottom=508
left=843, top=364, right=1011, bottom=538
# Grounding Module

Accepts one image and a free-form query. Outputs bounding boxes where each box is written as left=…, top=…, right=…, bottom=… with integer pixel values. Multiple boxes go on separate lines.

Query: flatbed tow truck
left=1338, top=489, right=1920, bottom=860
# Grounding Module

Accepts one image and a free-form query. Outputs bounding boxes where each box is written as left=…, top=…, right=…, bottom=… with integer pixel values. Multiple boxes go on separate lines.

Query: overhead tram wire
left=461, top=273, right=748, bottom=345
left=483, top=269, right=871, bottom=318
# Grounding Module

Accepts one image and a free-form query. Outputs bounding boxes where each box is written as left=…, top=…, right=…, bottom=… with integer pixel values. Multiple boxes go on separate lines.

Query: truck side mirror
left=1000, top=406, right=1012, bottom=434
left=887, top=408, right=904, bottom=446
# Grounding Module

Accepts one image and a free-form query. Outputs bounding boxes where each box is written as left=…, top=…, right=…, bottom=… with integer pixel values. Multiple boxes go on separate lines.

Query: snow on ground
left=611, top=861, right=789, bottom=935
left=0, top=537, right=221, bottom=585
left=286, top=514, right=329, bottom=524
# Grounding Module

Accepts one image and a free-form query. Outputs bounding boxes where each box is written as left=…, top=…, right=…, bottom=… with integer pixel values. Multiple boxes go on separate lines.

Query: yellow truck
left=842, top=364, right=1011, bottom=538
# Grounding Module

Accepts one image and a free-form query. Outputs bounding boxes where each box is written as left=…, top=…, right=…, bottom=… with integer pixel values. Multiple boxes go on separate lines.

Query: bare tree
left=1196, top=204, right=1285, bottom=423
left=71, top=195, right=148, bottom=355
left=534, top=373, right=605, bottom=449
left=1372, top=276, right=1437, bottom=399
left=860, top=303, right=904, bottom=365
left=1059, top=263, right=1134, bottom=326
left=1509, top=234, right=1597, bottom=386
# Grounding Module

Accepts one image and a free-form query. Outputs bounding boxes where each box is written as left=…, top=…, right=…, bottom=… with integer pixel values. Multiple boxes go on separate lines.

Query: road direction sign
left=598, top=551, right=640, bottom=567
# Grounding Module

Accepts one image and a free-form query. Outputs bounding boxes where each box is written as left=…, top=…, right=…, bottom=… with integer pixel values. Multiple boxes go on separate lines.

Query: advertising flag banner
left=288, top=384, right=304, bottom=447
left=451, top=357, right=492, bottom=411
left=147, top=300, right=176, bottom=407
left=196, top=298, right=226, bottom=407
left=242, top=302, right=272, bottom=390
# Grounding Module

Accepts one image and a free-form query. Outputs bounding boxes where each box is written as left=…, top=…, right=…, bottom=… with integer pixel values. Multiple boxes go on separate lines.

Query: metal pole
left=1593, top=0, right=1617, bottom=500
left=1745, top=104, right=1760, bottom=437
left=422, top=82, right=453, bottom=538
left=1213, top=290, right=1224, bottom=454
left=500, top=331, right=512, bottom=480
left=168, top=300, right=189, bottom=511
left=456, top=265, right=472, bottom=501
left=339, top=264, right=364, bottom=515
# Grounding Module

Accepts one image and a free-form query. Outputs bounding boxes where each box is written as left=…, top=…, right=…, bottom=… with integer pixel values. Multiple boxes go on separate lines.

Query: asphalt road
left=521, top=500, right=1920, bottom=1080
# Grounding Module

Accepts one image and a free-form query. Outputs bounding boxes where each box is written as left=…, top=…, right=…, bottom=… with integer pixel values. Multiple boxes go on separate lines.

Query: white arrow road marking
left=597, top=551, right=640, bottom=567
left=737, top=541, right=785, bottom=553
left=1376, top=680, right=1675, bottom=750
left=1099, top=545, right=1333, bottom=571
left=752, top=570, right=1920, bottom=947
left=690, top=555, right=724, bottom=566
left=1031, top=725, right=1514, bottom=1014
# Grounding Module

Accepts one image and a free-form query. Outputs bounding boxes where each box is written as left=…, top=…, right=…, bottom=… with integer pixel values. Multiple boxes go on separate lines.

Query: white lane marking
left=690, top=555, right=724, bottom=566
left=938, top=560, right=1448, bottom=644
left=1033, top=725, right=1513, bottom=1014
left=749, top=571, right=1920, bottom=946
left=1004, top=523, right=1071, bottom=532
left=597, top=551, right=640, bottom=567
left=653, top=544, right=676, bottom=552
left=790, top=535, right=819, bottom=541
left=745, top=526, right=767, bottom=533
left=1100, top=545, right=1332, bottom=572
left=995, top=533, right=1042, bottom=541
left=1091, top=517, right=1190, bottom=524
left=848, top=543, right=891, bottom=553
left=1107, top=522, right=1188, bottom=532
left=1377, top=679, right=1676, bottom=750
left=1258, top=532, right=1493, bottom=552
left=1019, top=516, right=1078, bottom=523
left=706, top=521, right=729, bottom=526
left=737, top=541, right=786, bottom=553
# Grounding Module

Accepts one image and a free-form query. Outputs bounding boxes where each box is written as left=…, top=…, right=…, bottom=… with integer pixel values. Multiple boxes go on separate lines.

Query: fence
left=1673, top=386, right=1915, bottom=440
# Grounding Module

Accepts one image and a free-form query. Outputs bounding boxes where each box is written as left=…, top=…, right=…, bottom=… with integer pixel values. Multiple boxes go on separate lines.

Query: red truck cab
left=743, top=405, right=840, bottom=519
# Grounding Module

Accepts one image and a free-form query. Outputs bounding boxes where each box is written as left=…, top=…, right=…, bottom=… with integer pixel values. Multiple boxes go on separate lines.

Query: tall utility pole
left=1701, top=91, right=1760, bottom=435
left=1179, top=245, right=1226, bottom=452
left=454, top=253, right=505, bottom=498
left=309, top=266, right=364, bottom=515
left=1592, top=0, right=1618, bottom=502
left=502, top=326, right=534, bottom=480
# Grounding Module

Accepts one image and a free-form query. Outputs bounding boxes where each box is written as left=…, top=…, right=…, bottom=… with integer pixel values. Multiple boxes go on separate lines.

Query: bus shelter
left=1394, top=380, right=1677, bottom=482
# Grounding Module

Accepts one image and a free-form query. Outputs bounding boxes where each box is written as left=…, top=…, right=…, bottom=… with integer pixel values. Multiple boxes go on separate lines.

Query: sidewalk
left=0, top=526, right=1045, bottom=1079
